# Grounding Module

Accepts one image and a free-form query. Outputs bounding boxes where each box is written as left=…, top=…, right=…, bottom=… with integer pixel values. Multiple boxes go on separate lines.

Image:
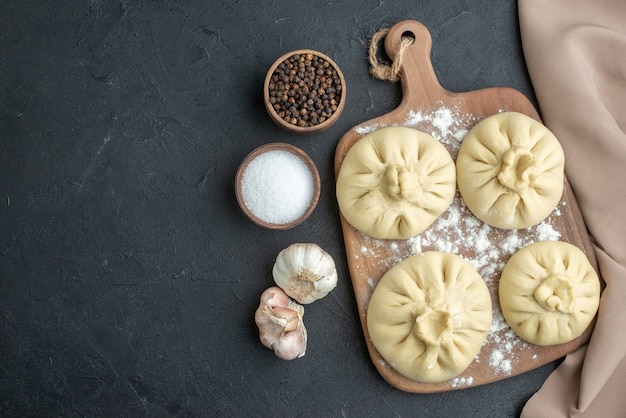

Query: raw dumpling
left=367, top=252, right=492, bottom=383
left=456, top=112, right=565, bottom=229
left=499, top=241, right=600, bottom=346
left=336, top=126, right=456, bottom=239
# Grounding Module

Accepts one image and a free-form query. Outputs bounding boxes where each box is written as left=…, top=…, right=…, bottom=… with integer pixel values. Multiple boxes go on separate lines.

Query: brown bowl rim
left=263, top=49, right=346, bottom=135
left=235, top=142, right=321, bottom=230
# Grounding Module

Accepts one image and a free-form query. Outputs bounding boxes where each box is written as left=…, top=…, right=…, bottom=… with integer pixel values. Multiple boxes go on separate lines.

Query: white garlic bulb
left=272, top=243, right=338, bottom=304
left=255, top=286, right=307, bottom=360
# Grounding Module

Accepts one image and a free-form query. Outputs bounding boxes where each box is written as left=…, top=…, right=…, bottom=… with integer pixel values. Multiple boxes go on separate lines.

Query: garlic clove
left=276, top=327, right=308, bottom=360
left=272, top=243, right=338, bottom=304
left=255, top=286, right=307, bottom=360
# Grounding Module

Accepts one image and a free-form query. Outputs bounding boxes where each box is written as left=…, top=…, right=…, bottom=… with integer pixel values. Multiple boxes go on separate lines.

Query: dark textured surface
left=0, top=1, right=559, bottom=417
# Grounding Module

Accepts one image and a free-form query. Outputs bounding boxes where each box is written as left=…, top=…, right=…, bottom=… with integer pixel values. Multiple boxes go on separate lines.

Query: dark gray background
left=1, top=1, right=559, bottom=416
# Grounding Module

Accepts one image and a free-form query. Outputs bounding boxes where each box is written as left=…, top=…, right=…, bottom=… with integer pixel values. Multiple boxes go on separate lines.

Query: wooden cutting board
left=334, top=20, right=598, bottom=393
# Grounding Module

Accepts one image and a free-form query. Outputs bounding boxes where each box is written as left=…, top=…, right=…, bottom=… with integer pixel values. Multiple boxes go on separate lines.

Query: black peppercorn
left=267, top=52, right=343, bottom=129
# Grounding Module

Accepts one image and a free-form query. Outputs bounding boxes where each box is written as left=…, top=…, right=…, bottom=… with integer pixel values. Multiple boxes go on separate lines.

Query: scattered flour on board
left=352, top=104, right=562, bottom=386
left=355, top=123, right=385, bottom=136
left=450, top=376, right=474, bottom=389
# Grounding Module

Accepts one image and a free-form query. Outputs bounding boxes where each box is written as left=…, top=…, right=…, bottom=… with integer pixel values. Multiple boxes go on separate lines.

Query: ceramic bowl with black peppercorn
left=264, top=49, right=346, bottom=135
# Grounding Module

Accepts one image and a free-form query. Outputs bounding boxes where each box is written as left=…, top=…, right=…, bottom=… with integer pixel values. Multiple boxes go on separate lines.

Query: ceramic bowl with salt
left=235, top=143, right=321, bottom=230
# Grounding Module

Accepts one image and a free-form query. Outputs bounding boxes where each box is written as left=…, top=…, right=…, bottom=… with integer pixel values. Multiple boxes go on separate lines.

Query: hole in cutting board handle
left=384, top=20, right=432, bottom=62
left=401, top=31, right=416, bottom=42
left=384, top=20, right=443, bottom=101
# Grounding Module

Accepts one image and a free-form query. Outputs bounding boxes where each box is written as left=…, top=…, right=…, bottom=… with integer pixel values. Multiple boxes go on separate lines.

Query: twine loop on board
left=368, top=28, right=415, bottom=82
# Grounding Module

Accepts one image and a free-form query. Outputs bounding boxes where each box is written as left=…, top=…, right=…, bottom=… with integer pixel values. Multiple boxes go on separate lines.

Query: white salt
left=241, top=150, right=314, bottom=224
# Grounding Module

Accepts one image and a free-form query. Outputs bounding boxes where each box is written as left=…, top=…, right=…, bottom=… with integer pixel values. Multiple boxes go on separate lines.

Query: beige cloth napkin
left=518, top=0, right=626, bottom=417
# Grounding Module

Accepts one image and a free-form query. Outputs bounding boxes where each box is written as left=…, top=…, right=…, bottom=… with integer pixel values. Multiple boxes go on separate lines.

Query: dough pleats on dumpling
left=336, top=126, right=456, bottom=239
left=499, top=241, right=600, bottom=346
left=367, top=252, right=492, bottom=383
left=456, top=112, right=565, bottom=229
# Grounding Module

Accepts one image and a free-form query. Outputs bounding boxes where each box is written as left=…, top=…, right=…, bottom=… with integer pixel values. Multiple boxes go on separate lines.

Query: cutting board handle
left=384, top=20, right=446, bottom=110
